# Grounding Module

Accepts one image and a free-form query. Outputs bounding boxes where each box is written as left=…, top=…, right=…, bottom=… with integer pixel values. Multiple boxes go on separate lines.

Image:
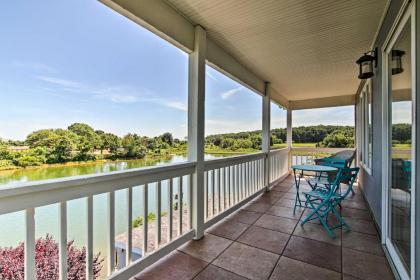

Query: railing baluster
left=236, top=164, right=240, bottom=202
left=59, top=202, right=67, bottom=280
left=178, top=177, right=183, bottom=235
left=255, top=160, right=259, bottom=190
left=25, top=208, right=35, bottom=280
left=86, top=196, right=93, bottom=280
left=232, top=165, right=235, bottom=204
left=168, top=179, right=173, bottom=241
left=248, top=161, right=251, bottom=195
left=239, top=163, right=243, bottom=200
left=246, top=162, right=250, bottom=197
left=107, top=191, right=115, bottom=275
left=217, top=168, right=221, bottom=213
left=225, top=166, right=230, bottom=208
left=143, top=184, right=148, bottom=255
left=252, top=161, right=256, bottom=193
left=204, top=172, right=208, bottom=220
left=241, top=163, right=245, bottom=200
left=126, top=187, right=133, bottom=265
left=220, top=167, right=226, bottom=211
left=156, top=181, right=161, bottom=248
left=252, top=160, right=258, bottom=193
left=227, top=166, right=231, bottom=207
left=224, top=167, right=228, bottom=209
left=212, top=170, right=215, bottom=216
left=188, top=174, right=193, bottom=229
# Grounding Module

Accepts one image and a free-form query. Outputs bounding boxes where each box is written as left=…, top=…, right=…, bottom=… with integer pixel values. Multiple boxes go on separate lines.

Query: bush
left=14, top=155, right=44, bottom=168
left=0, top=160, right=13, bottom=168
left=132, top=216, right=144, bottom=228
left=320, top=130, right=353, bottom=148
left=0, top=234, right=103, bottom=280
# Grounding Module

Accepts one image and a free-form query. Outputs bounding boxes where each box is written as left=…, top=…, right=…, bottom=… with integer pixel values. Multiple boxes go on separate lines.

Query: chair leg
left=302, top=199, right=336, bottom=238
left=331, top=203, right=350, bottom=231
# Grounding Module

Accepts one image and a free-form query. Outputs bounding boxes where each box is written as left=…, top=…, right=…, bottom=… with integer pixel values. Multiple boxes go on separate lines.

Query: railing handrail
left=204, top=152, right=266, bottom=171
left=269, top=147, right=289, bottom=154
left=0, top=161, right=196, bottom=215
left=291, top=147, right=354, bottom=153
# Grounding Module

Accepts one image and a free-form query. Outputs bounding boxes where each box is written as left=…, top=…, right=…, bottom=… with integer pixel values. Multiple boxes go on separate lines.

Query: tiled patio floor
left=133, top=175, right=395, bottom=280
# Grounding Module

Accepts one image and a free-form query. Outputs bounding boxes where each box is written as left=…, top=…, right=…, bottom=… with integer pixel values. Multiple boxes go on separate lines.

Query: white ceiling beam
left=290, top=95, right=356, bottom=110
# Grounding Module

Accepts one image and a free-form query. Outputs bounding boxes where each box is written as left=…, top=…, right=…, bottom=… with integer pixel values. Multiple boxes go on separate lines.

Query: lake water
left=0, top=154, right=224, bottom=273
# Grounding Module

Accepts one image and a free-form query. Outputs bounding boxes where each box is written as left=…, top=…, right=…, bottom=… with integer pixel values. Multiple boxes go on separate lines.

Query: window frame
left=360, top=79, right=373, bottom=173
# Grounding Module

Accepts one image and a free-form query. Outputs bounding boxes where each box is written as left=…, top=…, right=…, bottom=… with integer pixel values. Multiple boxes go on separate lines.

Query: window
left=270, top=102, right=287, bottom=149
left=360, top=80, right=373, bottom=171
left=205, top=65, right=262, bottom=158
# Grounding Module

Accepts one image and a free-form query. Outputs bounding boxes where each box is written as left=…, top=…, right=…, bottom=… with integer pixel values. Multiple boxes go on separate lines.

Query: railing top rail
left=0, top=161, right=196, bottom=200
left=204, top=152, right=266, bottom=171
left=269, top=147, right=290, bottom=154
left=291, top=147, right=354, bottom=153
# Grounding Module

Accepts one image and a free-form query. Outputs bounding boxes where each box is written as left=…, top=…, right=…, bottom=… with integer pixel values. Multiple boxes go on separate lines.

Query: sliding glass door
left=384, top=4, right=415, bottom=278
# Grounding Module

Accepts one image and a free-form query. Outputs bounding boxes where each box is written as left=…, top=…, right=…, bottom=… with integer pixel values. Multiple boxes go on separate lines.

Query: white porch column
left=188, top=25, right=206, bottom=240
left=262, top=82, right=271, bottom=190
left=286, top=108, right=292, bottom=168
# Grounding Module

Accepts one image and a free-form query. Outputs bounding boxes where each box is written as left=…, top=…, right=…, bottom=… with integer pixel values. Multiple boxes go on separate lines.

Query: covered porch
left=1, top=0, right=417, bottom=279
left=132, top=175, right=393, bottom=280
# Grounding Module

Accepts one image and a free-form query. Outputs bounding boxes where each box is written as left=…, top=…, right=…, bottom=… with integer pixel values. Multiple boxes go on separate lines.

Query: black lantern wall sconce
left=391, top=49, right=405, bottom=75
left=356, top=48, right=378, bottom=79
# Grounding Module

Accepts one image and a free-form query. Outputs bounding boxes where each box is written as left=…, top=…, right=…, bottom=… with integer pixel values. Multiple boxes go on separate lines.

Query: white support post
left=287, top=108, right=293, bottom=169
left=188, top=25, right=206, bottom=240
left=262, top=82, right=271, bottom=190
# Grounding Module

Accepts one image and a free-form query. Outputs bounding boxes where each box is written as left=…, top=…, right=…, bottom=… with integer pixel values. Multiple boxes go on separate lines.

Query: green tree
left=68, top=123, right=99, bottom=160
left=320, top=130, right=354, bottom=148
left=122, top=134, right=146, bottom=158
left=160, top=132, right=174, bottom=146
left=98, top=132, right=121, bottom=155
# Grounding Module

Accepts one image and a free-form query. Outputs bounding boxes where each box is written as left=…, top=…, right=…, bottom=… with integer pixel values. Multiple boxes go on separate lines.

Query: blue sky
left=0, top=0, right=354, bottom=141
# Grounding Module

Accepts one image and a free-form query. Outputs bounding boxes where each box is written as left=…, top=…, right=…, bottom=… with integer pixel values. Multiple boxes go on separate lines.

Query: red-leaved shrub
left=0, top=234, right=103, bottom=280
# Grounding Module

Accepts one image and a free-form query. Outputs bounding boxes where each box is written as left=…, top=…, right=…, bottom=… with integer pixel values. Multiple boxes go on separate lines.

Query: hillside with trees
left=0, top=123, right=411, bottom=170
left=0, top=123, right=186, bottom=169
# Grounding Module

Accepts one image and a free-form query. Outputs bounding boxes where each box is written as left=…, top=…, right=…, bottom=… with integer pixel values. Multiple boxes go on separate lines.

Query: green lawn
left=393, top=143, right=411, bottom=149
left=271, top=143, right=317, bottom=149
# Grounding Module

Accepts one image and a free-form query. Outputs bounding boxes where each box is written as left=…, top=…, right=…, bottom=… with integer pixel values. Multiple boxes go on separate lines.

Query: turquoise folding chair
left=301, top=167, right=359, bottom=238
left=312, top=157, right=356, bottom=195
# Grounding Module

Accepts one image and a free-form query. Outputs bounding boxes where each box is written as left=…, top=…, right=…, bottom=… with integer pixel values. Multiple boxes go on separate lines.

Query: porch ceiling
left=166, top=0, right=388, bottom=104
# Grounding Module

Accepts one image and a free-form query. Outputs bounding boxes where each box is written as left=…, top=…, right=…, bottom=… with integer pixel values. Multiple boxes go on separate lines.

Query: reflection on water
left=0, top=155, right=193, bottom=188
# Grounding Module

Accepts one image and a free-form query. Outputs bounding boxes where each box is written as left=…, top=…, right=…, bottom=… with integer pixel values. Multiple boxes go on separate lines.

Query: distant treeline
left=206, top=125, right=356, bottom=150
left=1, top=123, right=411, bottom=169
left=0, top=123, right=186, bottom=168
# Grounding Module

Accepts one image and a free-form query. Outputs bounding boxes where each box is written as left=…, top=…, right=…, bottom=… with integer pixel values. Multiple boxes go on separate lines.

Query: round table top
left=291, top=164, right=337, bottom=172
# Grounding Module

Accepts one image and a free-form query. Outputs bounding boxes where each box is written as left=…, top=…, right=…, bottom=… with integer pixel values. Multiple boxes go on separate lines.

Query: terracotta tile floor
left=134, top=175, right=395, bottom=280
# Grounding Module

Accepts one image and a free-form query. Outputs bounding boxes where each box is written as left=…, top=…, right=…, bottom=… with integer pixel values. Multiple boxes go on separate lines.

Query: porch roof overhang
left=100, top=0, right=389, bottom=109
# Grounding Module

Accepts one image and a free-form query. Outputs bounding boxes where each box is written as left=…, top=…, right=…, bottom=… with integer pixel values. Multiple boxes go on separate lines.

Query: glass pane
left=388, top=19, right=412, bottom=271
left=367, top=84, right=373, bottom=168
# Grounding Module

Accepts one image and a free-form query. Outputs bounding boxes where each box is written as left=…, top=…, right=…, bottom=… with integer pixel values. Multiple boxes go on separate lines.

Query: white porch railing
left=0, top=151, right=291, bottom=280
left=269, top=148, right=290, bottom=183
left=291, top=147, right=350, bottom=165
left=202, top=152, right=267, bottom=229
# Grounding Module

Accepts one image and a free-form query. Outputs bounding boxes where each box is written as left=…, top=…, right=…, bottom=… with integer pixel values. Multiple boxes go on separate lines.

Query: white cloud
left=35, top=75, right=189, bottom=112
left=206, top=71, right=218, bottom=82
left=13, top=62, right=57, bottom=73
left=221, top=87, right=241, bottom=99
left=36, top=75, right=144, bottom=104
left=163, top=101, right=187, bottom=112
left=36, top=75, right=81, bottom=88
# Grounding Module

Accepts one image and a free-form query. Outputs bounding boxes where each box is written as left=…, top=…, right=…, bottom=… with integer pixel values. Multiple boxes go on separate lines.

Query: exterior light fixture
left=391, top=49, right=405, bottom=75
left=356, top=48, right=377, bottom=79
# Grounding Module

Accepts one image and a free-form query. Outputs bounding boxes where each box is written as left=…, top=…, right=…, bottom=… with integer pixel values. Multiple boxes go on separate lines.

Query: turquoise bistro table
left=291, top=164, right=338, bottom=213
